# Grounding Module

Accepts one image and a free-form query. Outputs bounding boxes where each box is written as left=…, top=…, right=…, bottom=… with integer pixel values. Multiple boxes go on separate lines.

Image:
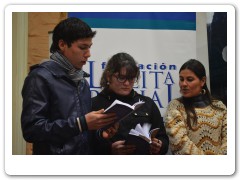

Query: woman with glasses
left=91, top=52, right=169, bottom=155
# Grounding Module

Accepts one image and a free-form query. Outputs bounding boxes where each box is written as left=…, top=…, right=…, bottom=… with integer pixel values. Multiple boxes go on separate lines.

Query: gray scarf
left=50, top=51, right=89, bottom=84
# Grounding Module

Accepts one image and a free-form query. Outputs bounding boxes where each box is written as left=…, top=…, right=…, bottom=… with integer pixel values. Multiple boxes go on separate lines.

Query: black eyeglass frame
left=112, top=74, right=138, bottom=83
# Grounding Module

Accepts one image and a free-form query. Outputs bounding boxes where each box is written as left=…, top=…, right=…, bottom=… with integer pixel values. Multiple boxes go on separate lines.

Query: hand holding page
left=125, top=123, right=160, bottom=154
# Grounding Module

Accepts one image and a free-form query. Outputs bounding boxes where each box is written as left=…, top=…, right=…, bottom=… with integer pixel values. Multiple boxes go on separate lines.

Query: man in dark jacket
left=21, top=17, right=116, bottom=155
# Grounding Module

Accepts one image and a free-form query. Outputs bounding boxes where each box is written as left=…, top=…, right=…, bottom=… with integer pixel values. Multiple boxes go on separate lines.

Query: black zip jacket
left=91, top=89, right=169, bottom=155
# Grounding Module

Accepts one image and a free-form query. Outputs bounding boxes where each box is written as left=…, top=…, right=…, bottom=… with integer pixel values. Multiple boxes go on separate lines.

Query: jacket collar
left=33, top=60, right=90, bottom=79
left=40, top=60, right=67, bottom=77
left=182, top=94, right=211, bottom=108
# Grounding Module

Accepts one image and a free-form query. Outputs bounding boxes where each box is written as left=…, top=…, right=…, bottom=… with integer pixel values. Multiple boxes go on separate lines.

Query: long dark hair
left=100, top=52, right=140, bottom=89
left=50, top=17, right=96, bottom=53
left=178, top=59, right=223, bottom=129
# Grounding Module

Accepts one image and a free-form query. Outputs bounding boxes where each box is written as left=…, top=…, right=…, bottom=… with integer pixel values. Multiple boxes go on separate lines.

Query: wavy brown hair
left=100, top=52, right=140, bottom=89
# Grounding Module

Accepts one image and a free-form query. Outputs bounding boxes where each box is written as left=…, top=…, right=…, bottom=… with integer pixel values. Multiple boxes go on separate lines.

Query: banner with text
left=68, top=12, right=197, bottom=116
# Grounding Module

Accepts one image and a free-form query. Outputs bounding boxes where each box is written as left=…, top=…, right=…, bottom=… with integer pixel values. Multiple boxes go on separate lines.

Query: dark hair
left=178, top=59, right=223, bottom=129
left=100, top=52, right=140, bottom=88
left=180, top=59, right=210, bottom=97
left=50, top=17, right=96, bottom=53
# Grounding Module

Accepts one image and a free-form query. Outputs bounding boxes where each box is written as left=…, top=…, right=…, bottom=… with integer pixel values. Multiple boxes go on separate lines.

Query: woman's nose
left=180, top=80, right=187, bottom=86
left=123, top=79, right=131, bottom=85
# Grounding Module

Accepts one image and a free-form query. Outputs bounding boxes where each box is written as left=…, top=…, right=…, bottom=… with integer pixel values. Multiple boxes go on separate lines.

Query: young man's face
left=59, top=38, right=93, bottom=69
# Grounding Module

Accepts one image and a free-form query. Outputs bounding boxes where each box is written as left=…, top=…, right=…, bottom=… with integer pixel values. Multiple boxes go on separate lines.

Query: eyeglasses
left=113, top=75, right=137, bottom=83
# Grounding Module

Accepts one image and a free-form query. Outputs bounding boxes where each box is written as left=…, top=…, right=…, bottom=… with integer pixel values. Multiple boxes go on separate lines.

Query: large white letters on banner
left=67, top=12, right=208, bottom=117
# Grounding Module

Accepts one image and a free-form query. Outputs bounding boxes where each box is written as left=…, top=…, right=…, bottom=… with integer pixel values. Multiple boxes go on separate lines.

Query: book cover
left=125, top=123, right=160, bottom=155
left=102, top=99, right=145, bottom=129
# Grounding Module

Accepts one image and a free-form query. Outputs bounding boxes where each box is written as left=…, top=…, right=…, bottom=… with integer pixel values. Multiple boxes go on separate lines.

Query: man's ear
left=58, top=39, right=65, bottom=51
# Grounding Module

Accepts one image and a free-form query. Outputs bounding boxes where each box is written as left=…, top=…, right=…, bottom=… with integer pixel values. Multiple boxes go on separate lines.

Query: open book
left=103, top=99, right=145, bottom=128
left=125, top=123, right=160, bottom=155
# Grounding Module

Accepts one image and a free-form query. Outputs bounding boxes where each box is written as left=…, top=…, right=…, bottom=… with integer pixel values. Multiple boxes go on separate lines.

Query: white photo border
left=5, top=4, right=235, bottom=176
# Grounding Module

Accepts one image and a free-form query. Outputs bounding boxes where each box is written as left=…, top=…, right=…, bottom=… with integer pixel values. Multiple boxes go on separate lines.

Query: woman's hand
left=150, top=138, right=162, bottom=155
left=102, top=122, right=119, bottom=139
left=111, top=140, right=136, bottom=155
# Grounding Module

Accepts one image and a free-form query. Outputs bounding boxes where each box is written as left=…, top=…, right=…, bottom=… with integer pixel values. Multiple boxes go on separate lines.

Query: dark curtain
left=207, top=12, right=227, bottom=106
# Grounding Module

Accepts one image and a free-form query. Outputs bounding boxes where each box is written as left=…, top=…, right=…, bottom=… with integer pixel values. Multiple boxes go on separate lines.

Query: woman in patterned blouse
left=165, top=59, right=227, bottom=155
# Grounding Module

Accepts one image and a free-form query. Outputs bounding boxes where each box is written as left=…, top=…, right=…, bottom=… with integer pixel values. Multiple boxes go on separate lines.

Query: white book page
left=128, top=123, right=152, bottom=143
left=134, top=124, right=148, bottom=138
left=104, top=99, right=133, bottom=112
left=132, top=100, right=145, bottom=109
left=142, top=123, right=151, bottom=139
left=138, top=134, right=151, bottom=143
left=129, top=129, right=141, bottom=136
